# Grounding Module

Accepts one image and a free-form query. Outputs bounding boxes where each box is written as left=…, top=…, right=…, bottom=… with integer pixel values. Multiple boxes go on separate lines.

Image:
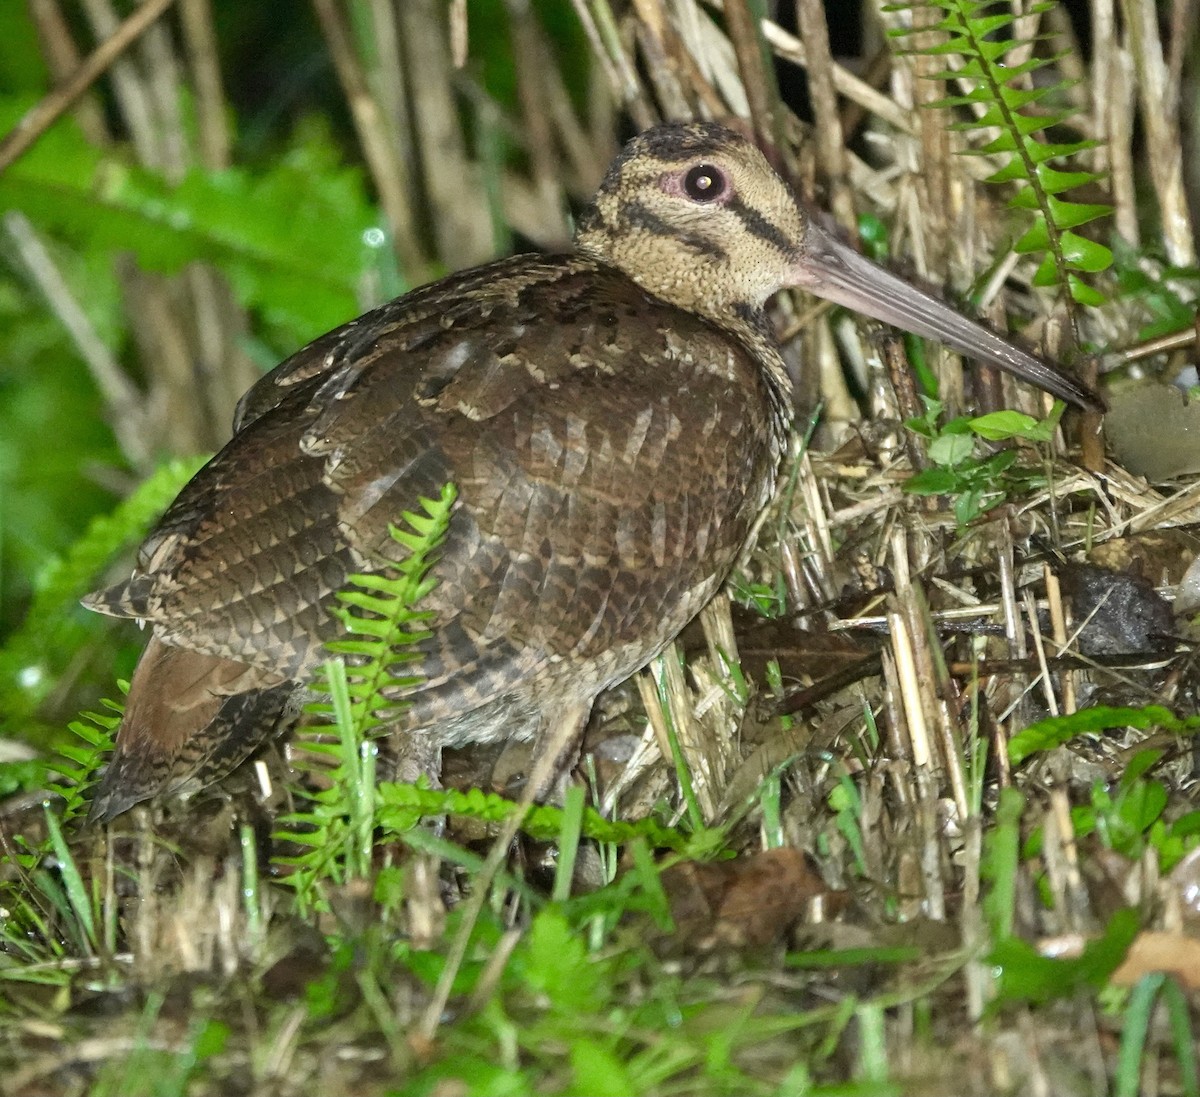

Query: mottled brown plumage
left=84, top=122, right=1101, bottom=821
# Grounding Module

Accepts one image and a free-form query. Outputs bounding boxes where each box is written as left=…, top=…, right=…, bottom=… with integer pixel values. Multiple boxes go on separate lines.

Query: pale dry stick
left=637, top=659, right=680, bottom=765
left=147, top=0, right=253, bottom=430
left=312, top=0, right=425, bottom=277
left=1089, top=10, right=1141, bottom=255
left=26, top=0, right=109, bottom=144
left=878, top=648, right=914, bottom=804
left=1090, top=0, right=1116, bottom=176
left=263, top=1005, right=308, bottom=1082
left=722, top=0, right=785, bottom=165
left=138, top=12, right=190, bottom=182
left=4, top=211, right=151, bottom=469
left=1119, top=0, right=1197, bottom=266
left=1049, top=787, right=1091, bottom=934
left=400, top=0, right=493, bottom=269
left=77, top=0, right=165, bottom=169
left=826, top=487, right=907, bottom=530
left=828, top=602, right=1017, bottom=632
left=1022, top=587, right=1060, bottom=718
left=572, top=0, right=656, bottom=131
left=0, top=0, right=177, bottom=176
left=449, top=0, right=469, bottom=68
left=1043, top=5, right=1089, bottom=113
left=1166, top=0, right=1198, bottom=101
left=464, top=928, right=523, bottom=1015
left=674, top=0, right=751, bottom=119
left=797, top=453, right=837, bottom=592
left=903, top=574, right=971, bottom=826
left=507, top=2, right=569, bottom=216
left=996, top=526, right=1027, bottom=661
left=125, top=262, right=217, bottom=454
left=959, top=816, right=989, bottom=1022
left=794, top=0, right=856, bottom=233
left=1114, top=325, right=1200, bottom=365
left=417, top=701, right=590, bottom=1041
left=178, top=0, right=230, bottom=170
left=915, top=762, right=947, bottom=921
left=364, top=0, right=412, bottom=178
left=757, top=18, right=913, bottom=134
left=537, top=44, right=611, bottom=194
left=888, top=607, right=932, bottom=769
left=659, top=643, right=722, bottom=821
left=1125, top=476, right=1200, bottom=534
left=910, top=2, right=953, bottom=271
left=929, top=575, right=983, bottom=608
left=1042, top=564, right=1076, bottom=715
left=698, top=595, right=741, bottom=684
left=600, top=724, right=663, bottom=818
left=630, top=0, right=692, bottom=121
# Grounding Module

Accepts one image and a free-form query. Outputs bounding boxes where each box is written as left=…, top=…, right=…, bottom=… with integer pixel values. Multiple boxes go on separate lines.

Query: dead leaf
left=1105, top=383, right=1200, bottom=482
left=1111, top=930, right=1200, bottom=989
left=660, top=846, right=839, bottom=949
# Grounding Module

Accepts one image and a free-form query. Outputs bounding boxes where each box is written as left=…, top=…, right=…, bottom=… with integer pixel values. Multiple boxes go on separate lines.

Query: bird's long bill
left=789, top=220, right=1105, bottom=412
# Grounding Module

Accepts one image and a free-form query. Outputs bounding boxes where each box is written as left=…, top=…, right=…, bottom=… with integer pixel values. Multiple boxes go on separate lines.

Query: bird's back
left=86, top=251, right=790, bottom=808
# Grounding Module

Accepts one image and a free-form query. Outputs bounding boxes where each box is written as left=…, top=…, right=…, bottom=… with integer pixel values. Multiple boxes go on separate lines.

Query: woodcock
left=84, top=122, right=1102, bottom=821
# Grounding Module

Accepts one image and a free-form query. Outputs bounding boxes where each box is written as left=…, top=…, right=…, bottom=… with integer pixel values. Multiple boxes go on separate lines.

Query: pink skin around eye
left=659, top=167, right=735, bottom=205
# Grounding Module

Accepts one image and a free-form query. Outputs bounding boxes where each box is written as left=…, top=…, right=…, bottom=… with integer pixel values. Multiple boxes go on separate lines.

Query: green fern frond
left=375, top=782, right=693, bottom=852
left=52, top=696, right=123, bottom=819
left=887, top=0, right=1113, bottom=308
left=306, top=482, right=457, bottom=739
left=274, top=483, right=456, bottom=912
left=0, top=96, right=383, bottom=345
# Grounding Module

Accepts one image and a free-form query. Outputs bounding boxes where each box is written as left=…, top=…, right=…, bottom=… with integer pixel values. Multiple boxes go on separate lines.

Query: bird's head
left=576, top=122, right=1104, bottom=412
left=576, top=122, right=807, bottom=320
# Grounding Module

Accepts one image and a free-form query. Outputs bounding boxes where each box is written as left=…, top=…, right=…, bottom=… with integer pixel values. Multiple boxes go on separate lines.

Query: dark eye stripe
left=619, top=200, right=729, bottom=260
left=727, top=197, right=794, bottom=256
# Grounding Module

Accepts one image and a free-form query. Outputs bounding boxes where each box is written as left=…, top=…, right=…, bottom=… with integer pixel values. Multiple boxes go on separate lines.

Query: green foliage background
left=0, top=0, right=591, bottom=743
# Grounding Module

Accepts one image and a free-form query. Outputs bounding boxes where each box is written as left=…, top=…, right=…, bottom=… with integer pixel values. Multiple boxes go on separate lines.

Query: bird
left=83, top=121, right=1103, bottom=822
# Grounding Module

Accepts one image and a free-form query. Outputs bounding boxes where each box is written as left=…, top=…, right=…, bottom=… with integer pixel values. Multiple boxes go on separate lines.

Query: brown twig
left=794, top=0, right=856, bottom=232
left=26, top=0, right=109, bottom=145
left=0, top=0, right=178, bottom=176
left=721, top=0, right=784, bottom=169
left=312, top=0, right=426, bottom=277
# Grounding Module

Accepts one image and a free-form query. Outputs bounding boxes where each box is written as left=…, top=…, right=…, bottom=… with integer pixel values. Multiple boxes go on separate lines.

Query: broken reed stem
left=572, top=0, right=656, bottom=130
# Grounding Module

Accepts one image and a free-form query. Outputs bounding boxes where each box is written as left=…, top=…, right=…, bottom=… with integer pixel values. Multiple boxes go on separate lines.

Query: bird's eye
left=683, top=164, right=728, bottom=202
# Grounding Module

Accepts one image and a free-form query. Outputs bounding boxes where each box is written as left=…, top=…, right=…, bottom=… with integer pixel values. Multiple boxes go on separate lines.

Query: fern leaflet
left=887, top=0, right=1113, bottom=309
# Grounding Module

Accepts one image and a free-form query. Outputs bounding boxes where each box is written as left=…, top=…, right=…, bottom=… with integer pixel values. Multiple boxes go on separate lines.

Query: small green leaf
left=968, top=410, right=1039, bottom=440
left=1014, top=217, right=1050, bottom=254
left=1060, top=231, right=1113, bottom=272
left=1068, top=275, right=1108, bottom=307
left=928, top=432, right=974, bottom=467
left=903, top=468, right=962, bottom=495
